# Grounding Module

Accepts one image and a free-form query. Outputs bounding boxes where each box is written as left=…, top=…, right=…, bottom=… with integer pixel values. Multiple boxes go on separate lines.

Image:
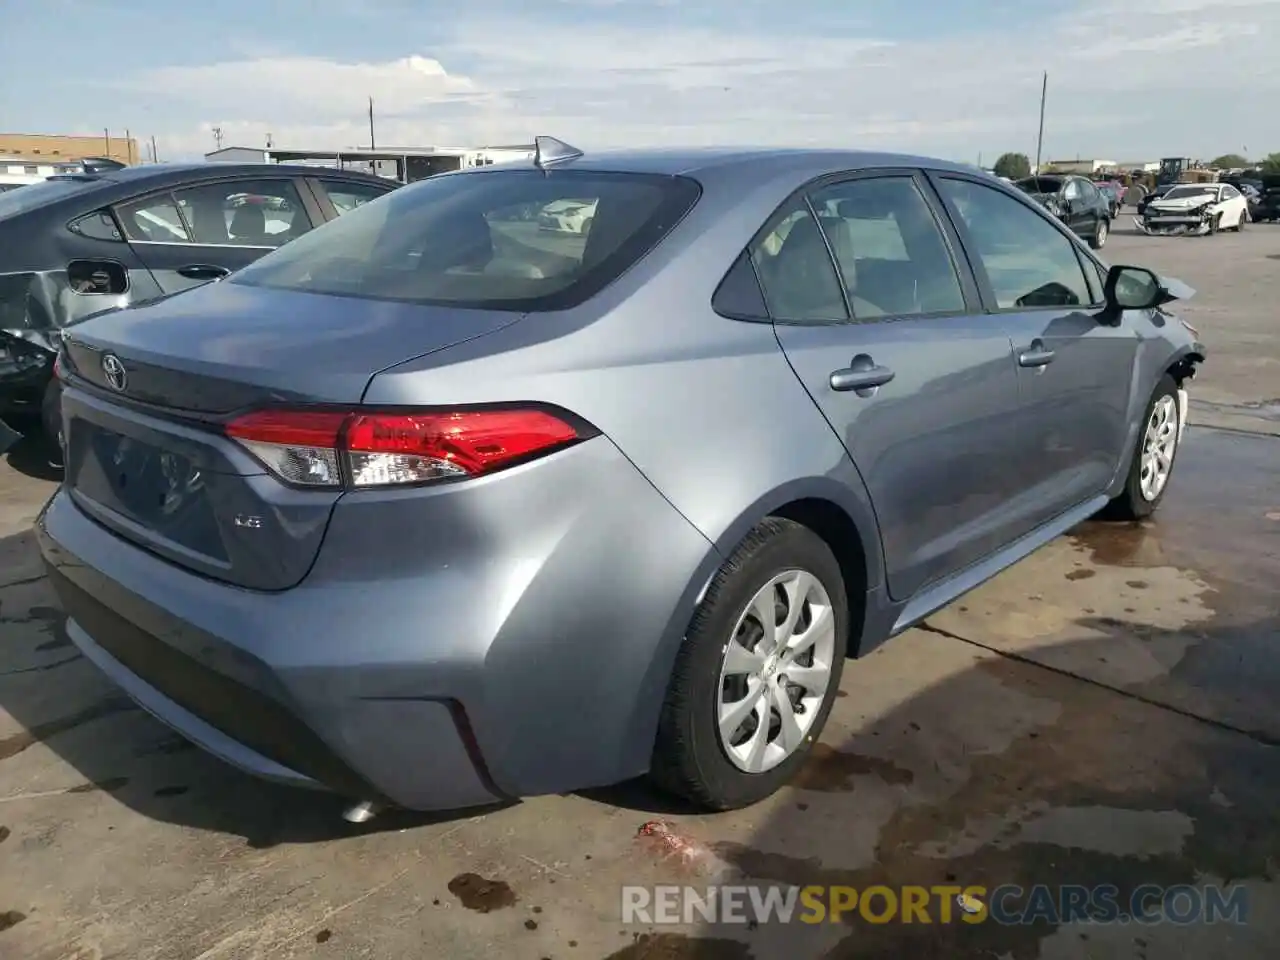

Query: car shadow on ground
left=1, top=432, right=62, bottom=483
left=661, top=619, right=1280, bottom=959
left=2, top=520, right=1277, bottom=891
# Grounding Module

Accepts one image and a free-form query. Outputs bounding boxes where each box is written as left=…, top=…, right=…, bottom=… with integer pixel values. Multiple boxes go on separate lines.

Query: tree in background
left=1260, top=153, right=1280, bottom=174
left=993, top=152, right=1031, bottom=179
left=1211, top=153, right=1249, bottom=169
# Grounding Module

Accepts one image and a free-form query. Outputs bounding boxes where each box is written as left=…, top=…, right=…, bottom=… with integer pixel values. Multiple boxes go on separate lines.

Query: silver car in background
left=38, top=141, right=1204, bottom=815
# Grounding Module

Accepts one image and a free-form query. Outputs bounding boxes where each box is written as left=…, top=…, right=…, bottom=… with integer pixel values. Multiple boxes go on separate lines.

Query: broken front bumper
left=1133, top=215, right=1212, bottom=236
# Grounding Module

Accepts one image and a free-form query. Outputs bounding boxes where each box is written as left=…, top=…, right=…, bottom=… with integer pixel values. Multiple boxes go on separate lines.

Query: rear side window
left=231, top=169, right=701, bottom=311
left=808, top=177, right=966, bottom=319
left=748, top=200, right=848, bottom=322
left=176, top=179, right=309, bottom=247
left=116, top=179, right=309, bottom=248
left=116, top=194, right=192, bottom=243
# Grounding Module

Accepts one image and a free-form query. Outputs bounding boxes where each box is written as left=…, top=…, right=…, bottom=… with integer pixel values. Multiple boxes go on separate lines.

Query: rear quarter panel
left=362, top=163, right=894, bottom=762
left=362, top=161, right=888, bottom=591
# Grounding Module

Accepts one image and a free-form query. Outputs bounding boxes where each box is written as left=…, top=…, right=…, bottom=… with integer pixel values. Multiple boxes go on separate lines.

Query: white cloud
left=132, top=0, right=1280, bottom=163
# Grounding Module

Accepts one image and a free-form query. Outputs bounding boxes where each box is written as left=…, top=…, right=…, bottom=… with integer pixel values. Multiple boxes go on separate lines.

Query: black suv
left=1254, top=174, right=1280, bottom=222
left=1014, top=175, right=1112, bottom=249
left=0, top=163, right=397, bottom=460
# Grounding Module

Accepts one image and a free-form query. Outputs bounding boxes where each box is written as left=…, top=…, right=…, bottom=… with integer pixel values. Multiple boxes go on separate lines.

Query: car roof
left=467, top=147, right=994, bottom=182
left=52, top=162, right=392, bottom=188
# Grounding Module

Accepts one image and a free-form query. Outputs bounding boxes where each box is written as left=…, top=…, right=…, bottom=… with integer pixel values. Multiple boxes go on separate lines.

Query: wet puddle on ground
left=447, top=873, right=518, bottom=912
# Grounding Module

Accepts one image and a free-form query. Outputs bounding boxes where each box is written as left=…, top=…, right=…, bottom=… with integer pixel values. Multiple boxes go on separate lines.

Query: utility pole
left=266, top=131, right=273, bottom=148
left=212, top=126, right=224, bottom=151
left=151, top=135, right=159, bottom=163
left=125, top=128, right=132, bottom=164
left=103, top=128, right=110, bottom=157
left=368, top=96, right=376, bottom=150
left=1034, top=71, right=1047, bottom=175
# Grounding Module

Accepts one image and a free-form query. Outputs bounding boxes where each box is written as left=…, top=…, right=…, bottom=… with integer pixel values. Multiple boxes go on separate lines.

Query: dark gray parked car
left=0, top=163, right=395, bottom=459
left=37, top=142, right=1205, bottom=816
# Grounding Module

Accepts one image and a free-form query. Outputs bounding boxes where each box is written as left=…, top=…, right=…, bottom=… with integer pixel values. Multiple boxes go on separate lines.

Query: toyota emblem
left=101, top=353, right=127, bottom=392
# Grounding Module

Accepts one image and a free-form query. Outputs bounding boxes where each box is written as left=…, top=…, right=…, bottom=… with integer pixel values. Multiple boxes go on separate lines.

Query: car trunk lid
left=60, top=280, right=525, bottom=590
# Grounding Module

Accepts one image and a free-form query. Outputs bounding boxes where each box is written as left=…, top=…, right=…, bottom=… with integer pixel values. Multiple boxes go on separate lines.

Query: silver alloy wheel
left=1096, top=219, right=1108, bottom=246
left=1139, top=395, right=1179, bottom=501
left=716, top=569, right=837, bottom=773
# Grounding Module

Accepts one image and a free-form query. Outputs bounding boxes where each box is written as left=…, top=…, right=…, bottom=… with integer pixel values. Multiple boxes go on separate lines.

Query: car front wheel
left=1105, top=374, right=1181, bottom=521
left=651, top=517, right=847, bottom=810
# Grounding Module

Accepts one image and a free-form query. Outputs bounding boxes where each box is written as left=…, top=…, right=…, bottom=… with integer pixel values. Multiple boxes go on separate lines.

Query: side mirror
left=1104, top=265, right=1165, bottom=311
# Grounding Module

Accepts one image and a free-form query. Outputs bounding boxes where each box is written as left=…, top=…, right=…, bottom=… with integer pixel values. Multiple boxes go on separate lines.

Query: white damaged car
left=1135, top=183, right=1249, bottom=236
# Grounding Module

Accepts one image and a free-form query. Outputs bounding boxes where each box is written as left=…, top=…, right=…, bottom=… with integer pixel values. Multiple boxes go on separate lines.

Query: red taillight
left=224, top=407, right=583, bottom=489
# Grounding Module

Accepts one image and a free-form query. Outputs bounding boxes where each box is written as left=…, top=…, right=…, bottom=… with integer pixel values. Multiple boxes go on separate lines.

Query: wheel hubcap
left=1139, top=395, right=1178, bottom=501
left=716, top=569, right=837, bottom=773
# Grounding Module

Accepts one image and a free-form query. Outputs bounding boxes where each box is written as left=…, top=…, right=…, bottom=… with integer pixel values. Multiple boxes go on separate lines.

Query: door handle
left=177, top=264, right=230, bottom=280
left=1018, top=343, right=1056, bottom=368
left=830, top=355, right=895, bottom=394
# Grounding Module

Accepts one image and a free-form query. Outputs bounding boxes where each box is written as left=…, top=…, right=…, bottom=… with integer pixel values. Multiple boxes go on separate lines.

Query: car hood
left=1149, top=196, right=1216, bottom=211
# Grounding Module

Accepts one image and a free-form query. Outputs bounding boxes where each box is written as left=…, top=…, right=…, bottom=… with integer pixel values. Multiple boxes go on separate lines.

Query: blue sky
left=2, top=0, right=1276, bottom=163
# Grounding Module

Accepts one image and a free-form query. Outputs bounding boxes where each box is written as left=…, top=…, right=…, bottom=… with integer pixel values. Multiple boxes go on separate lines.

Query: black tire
left=1104, top=374, right=1181, bottom=521
left=650, top=517, right=848, bottom=810
left=1089, top=217, right=1108, bottom=250
left=40, top=378, right=64, bottom=469
left=1235, top=209, right=1247, bottom=231
left=1208, top=213, right=1221, bottom=235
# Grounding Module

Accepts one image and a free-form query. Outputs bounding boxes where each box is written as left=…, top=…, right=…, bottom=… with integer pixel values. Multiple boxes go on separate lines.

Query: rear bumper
left=37, top=435, right=716, bottom=811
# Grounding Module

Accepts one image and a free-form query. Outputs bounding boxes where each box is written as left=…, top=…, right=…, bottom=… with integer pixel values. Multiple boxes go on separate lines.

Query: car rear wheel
left=1236, top=208, right=1248, bottom=231
left=40, top=379, right=64, bottom=469
left=651, top=517, right=847, bottom=810
left=1104, top=374, right=1181, bottom=521
left=1090, top=217, right=1108, bottom=249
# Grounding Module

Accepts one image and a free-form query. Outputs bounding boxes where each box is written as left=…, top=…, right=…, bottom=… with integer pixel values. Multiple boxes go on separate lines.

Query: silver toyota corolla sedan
left=37, top=140, right=1205, bottom=815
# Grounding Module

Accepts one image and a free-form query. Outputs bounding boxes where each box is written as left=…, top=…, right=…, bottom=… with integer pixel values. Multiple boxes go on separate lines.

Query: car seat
left=228, top=205, right=267, bottom=245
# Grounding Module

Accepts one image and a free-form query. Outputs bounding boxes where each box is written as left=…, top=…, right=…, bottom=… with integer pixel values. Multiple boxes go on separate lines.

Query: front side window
left=317, top=179, right=392, bottom=215
left=232, top=169, right=700, bottom=311
left=937, top=178, right=1092, bottom=310
left=808, top=176, right=966, bottom=319
left=1063, top=179, right=1082, bottom=200
left=748, top=200, right=848, bottom=322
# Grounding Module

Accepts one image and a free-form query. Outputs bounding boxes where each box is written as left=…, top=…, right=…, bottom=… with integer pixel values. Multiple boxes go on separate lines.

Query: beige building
left=0, top=132, right=139, bottom=165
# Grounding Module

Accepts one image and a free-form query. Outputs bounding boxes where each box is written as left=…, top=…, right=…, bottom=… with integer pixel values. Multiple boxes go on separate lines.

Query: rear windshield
left=1015, top=177, right=1063, bottom=195
left=231, top=169, right=701, bottom=310
left=0, top=177, right=94, bottom=220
